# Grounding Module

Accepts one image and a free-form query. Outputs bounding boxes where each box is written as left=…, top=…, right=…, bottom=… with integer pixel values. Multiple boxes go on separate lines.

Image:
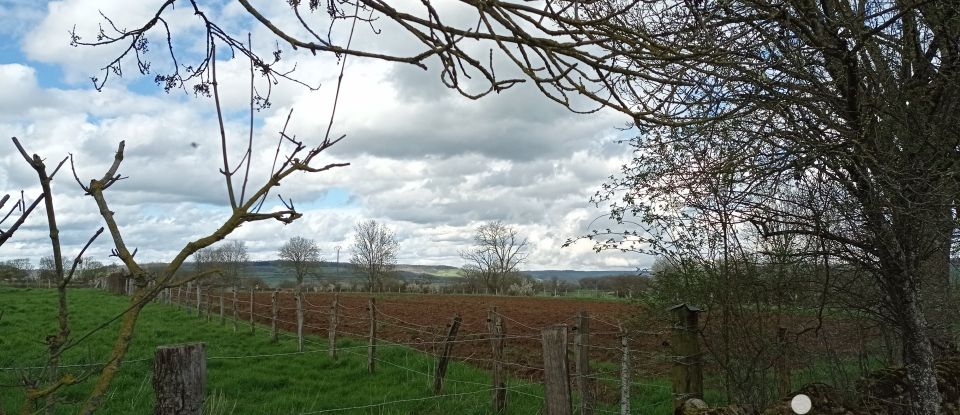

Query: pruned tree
left=4, top=9, right=353, bottom=410
left=459, top=221, right=529, bottom=294
left=279, top=236, right=322, bottom=290
left=3, top=138, right=105, bottom=414
left=349, top=220, right=399, bottom=292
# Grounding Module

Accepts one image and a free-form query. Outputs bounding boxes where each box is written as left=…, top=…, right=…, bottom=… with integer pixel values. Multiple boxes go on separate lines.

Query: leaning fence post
left=296, top=291, right=305, bottom=352
left=271, top=290, right=279, bottom=343
left=329, top=293, right=339, bottom=358
left=575, top=311, right=593, bottom=415
left=619, top=324, right=630, bottom=415
left=488, top=307, right=506, bottom=413
left=669, top=303, right=703, bottom=409
left=368, top=297, right=377, bottom=373
left=541, top=324, right=572, bottom=415
left=433, top=314, right=462, bottom=394
left=154, top=343, right=206, bottom=415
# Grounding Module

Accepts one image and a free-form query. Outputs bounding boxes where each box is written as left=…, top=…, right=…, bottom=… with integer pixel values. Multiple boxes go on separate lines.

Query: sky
left=0, top=0, right=649, bottom=271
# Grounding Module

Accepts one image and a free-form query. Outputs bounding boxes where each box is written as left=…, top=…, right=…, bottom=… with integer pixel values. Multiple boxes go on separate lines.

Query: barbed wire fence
left=161, top=285, right=700, bottom=414
left=2, top=285, right=702, bottom=414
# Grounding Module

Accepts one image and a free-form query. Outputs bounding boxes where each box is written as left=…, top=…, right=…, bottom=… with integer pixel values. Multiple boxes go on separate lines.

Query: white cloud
left=0, top=1, right=652, bottom=273
left=22, top=0, right=201, bottom=85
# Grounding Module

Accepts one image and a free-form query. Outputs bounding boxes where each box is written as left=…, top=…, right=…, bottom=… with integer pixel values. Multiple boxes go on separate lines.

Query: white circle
left=790, top=394, right=812, bottom=414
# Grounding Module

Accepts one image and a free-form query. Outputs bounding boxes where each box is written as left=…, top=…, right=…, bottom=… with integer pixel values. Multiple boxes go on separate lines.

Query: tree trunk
left=919, top=235, right=955, bottom=357
left=897, top=274, right=942, bottom=415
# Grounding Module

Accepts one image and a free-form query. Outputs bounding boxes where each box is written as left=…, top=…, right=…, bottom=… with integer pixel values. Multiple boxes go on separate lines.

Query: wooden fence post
left=208, top=292, right=215, bottom=322
left=575, top=311, right=593, bottom=415
left=296, top=291, right=305, bottom=352
left=249, top=288, right=255, bottom=334
left=368, top=297, right=377, bottom=373
left=433, top=314, right=462, bottom=394
left=271, top=291, right=279, bottom=343
left=154, top=343, right=206, bottom=415
left=329, top=293, right=339, bottom=359
left=488, top=307, right=506, bottom=413
left=777, top=327, right=791, bottom=397
left=669, top=304, right=703, bottom=408
left=195, top=285, right=202, bottom=318
left=219, top=293, right=225, bottom=325
left=541, top=324, right=571, bottom=415
left=232, top=290, right=239, bottom=332
left=619, top=324, right=630, bottom=415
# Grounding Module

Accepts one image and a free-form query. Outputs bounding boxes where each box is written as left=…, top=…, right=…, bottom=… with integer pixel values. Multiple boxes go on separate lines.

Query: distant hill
left=522, top=269, right=647, bottom=282
left=172, top=260, right=641, bottom=287
left=395, top=264, right=463, bottom=278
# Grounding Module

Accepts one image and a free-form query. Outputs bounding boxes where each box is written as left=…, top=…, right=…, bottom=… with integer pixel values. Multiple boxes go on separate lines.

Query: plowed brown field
left=249, top=292, right=665, bottom=381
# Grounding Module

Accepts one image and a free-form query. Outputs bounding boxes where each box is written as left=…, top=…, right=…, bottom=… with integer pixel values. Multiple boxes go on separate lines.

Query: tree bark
left=541, top=325, right=571, bottom=415
left=153, top=343, right=206, bottom=415
left=919, top=234, right=955, bottom=357
left=900, top=281, right=942, bottom=415
left=79, top=300, right=146, bottom=414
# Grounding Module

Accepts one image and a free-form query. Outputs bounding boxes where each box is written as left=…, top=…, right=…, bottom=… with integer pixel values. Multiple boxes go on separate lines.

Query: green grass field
left=0, top=287, right=681, bottom=414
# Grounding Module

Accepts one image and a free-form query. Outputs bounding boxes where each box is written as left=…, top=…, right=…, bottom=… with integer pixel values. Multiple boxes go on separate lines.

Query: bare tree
left=77, top=259, right=107, bottom=284
left=349, top=220, right=399, bottom=292
left=191, top=241, right=248, bottom=289
left=218, top=240, right=249, bottom=290
left=279, top=236, right=321, bottom=289
left=191, top=246, right=220, bottom=292
left=3, top=138, right=105, bottom=413
left=459, top=221, right=529, bottom=294
left=38, top=256, right=69, bottom=288
left=0, top=258, right=31, bottom=283
left=8, top=30, right=350, bottom=414
left=192, top=247, right=218, bottom=275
